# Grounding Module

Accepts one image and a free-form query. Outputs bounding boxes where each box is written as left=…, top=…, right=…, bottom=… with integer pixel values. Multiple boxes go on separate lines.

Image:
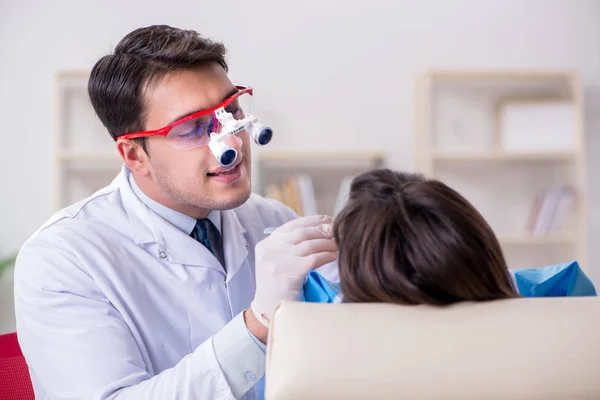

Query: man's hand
left=248, top=215, right=338, bottom=335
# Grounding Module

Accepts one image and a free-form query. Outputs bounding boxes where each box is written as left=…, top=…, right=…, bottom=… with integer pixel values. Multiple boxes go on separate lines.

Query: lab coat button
left=158, top=251, right=167, bottom=259
left=245, top=371, right=256, bottom=381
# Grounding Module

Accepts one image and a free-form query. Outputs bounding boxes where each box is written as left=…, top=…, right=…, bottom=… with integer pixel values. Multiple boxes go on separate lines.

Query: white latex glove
left=250, top=215, right=338, bottom=326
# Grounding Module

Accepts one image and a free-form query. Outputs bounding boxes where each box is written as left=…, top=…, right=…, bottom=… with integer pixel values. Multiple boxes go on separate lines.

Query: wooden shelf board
left=499, top=235, right=575, bottom=245
left=424, top=70, right=575, bottom=97
left=427, top=69, right=575, bottom=81
left=432, top=150, right=577, bottom=162
left=57, top=150, right=120, bottom=162
left=259, top=151, right=385, bottom=163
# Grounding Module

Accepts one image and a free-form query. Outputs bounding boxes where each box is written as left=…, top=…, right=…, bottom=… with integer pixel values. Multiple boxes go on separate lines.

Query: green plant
left=0, top=254, right=16, bottom=278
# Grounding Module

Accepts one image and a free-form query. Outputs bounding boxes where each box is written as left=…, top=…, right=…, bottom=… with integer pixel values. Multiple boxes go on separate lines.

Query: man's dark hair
left=88, top=25, right=228, bottom=151
left=333, top=168, right=518, bottom=306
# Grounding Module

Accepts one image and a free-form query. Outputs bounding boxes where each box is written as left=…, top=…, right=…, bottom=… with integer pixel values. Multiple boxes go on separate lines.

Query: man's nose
left=221, top=132, right=243, bottom=151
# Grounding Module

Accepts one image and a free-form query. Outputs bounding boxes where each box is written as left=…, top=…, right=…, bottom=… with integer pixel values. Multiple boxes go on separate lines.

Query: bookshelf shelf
left=415, top=69, right=587, bottom=270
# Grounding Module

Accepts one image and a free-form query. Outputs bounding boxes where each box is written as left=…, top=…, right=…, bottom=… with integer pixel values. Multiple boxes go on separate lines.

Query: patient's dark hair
left=333, top=168, right=518, bottom=305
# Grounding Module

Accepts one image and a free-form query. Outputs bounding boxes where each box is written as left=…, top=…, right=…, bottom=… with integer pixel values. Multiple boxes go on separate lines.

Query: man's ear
left=116, top=138, right=151, bottom=177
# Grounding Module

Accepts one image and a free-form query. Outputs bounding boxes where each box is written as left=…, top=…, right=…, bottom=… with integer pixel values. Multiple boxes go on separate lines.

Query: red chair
left=0, top=332, right=34, bottom=400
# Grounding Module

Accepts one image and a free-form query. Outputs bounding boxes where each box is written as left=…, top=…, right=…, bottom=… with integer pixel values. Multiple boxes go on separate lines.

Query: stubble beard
left=154, top=166, right=253, bottom=212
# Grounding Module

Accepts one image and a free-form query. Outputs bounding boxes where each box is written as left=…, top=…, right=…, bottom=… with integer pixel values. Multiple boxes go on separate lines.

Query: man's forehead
left=143, top=65, right=237, bottom=125
left=165, top=86, right=239, bottom=126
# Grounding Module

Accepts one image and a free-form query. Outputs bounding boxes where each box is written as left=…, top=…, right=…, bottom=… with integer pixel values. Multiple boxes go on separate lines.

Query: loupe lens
left=257, top=127, right=273, bottom=145
left=220, top=149, right=237, bottom=167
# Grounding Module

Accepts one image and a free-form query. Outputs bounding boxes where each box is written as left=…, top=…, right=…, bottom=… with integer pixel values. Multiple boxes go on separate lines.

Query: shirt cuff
left=213, top=312, right=266, bottom=398
left=247, top=327, right=267, bottom=354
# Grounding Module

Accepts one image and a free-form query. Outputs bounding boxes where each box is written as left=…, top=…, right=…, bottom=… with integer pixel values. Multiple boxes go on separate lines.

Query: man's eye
left=177, top=126, right=204, bottom=140
left=178, top=131, right=196, bottom=139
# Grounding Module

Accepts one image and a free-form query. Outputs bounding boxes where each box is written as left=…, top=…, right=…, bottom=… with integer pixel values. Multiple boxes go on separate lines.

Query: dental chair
left=265, top=297, right=600, bottom=399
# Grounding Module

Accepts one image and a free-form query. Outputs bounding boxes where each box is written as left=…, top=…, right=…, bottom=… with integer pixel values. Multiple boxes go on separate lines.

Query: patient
left=332, top=168, right=518, bottom=305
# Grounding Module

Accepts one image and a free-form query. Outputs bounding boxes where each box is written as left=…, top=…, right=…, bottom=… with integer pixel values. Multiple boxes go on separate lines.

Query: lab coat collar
left=118, top=165, right=248, bottom=279
left=119, top=166, right=158, bottom=246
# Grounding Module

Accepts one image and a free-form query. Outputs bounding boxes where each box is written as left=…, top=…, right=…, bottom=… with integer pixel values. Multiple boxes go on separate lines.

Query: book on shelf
left=526, top=185, right=576, bottom=237
left=264, top=174, right=353, bottom=217
left=265, top=174, right=316, bottom=216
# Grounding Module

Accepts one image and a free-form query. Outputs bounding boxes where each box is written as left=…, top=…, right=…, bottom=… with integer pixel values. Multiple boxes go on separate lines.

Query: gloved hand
left=251, top=215, right=338, bottom=326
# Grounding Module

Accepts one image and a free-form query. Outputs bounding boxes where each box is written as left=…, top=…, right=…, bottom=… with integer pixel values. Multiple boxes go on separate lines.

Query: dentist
left=13, top=25, right=338, bottom=399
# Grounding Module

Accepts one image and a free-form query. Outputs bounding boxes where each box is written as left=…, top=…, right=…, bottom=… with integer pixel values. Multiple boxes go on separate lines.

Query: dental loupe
left=208, top=107, right=273, bottom=167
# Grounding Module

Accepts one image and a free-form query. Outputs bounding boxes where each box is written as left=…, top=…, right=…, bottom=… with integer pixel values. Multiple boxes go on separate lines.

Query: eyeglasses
left=120, top=85, right=255, bottom=151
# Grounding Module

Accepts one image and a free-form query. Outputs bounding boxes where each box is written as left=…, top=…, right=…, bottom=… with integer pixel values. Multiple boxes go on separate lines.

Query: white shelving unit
left=256, top=151, right=385, bottom=217
left=415, top=70, right=587, bottom=271
left=53, top=69, right=122, bottom=211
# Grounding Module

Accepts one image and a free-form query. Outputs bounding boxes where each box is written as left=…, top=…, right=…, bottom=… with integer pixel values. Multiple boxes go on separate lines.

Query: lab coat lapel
left=221, top=208, right=249, bottom=282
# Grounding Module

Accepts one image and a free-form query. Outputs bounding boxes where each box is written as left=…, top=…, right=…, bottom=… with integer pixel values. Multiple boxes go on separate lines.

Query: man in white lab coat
left=13, top=25, right=338, bottom=399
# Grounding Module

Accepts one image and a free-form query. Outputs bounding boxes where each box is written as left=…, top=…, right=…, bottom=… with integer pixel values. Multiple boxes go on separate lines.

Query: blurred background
left=1, top=0, right=599, bottom=334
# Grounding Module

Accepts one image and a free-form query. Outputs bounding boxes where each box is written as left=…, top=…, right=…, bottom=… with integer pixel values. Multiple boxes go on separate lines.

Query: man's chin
left=211, top=186, right=252, bottom=211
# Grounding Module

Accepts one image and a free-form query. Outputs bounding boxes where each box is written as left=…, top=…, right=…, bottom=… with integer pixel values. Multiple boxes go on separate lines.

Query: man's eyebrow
left=167, top=87, right=240, bottom=125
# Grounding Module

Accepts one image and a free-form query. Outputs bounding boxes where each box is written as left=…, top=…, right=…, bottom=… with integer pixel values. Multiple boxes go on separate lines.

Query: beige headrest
left=265, top=297, right=600, bottom=399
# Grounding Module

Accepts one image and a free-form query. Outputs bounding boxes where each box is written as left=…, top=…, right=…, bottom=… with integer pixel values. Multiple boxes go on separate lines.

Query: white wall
left=1, top=0, right=599, bottom=331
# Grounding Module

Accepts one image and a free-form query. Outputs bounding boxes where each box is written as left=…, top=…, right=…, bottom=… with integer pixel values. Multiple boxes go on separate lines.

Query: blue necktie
left=193, top=219, right=215, bottom=255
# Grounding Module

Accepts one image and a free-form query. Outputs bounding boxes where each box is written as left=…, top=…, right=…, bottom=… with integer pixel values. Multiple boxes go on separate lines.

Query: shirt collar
left=128, top=171, right=221, bottom=236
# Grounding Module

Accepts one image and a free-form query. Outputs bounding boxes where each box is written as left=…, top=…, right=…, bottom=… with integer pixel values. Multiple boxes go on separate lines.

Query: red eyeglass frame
left=119, top=85, right=254, bottom=140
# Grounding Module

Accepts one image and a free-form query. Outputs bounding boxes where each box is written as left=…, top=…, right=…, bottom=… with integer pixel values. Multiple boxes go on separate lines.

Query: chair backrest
left=265, top=297, right=600, bottom=399
left=0, top=332, right=35, bottom=400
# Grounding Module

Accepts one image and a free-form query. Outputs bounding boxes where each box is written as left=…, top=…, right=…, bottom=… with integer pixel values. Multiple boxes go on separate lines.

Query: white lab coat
left=13, top=165, right=338, bottom=400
